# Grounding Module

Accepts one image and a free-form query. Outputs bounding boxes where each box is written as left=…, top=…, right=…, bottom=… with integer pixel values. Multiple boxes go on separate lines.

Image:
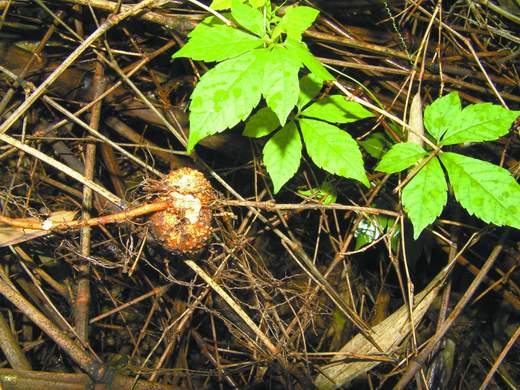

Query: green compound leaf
left=302, top=95, right=374, bottom=124
left=441, top=104, right=519, bottom=145
left=243, top=107, right=280, bottom=138
left=375, top=142, right=427, bottom=174
left=297, top=73, right=323, bottom=109
left=263, top=121, right=302, bottom=193
left=188, top=49, right=268, bottom=151
left=402, top=157, right=448, bottom=239
left=262, top=46, right=301, bottom=126
left=424, top=91, right=461, bottom=141
left=299, top=118, right=369, bottom=187
left=231, top=0, right=264, bottom=36
left=440, top=152, right=520, bottom=228
left=172, top=23, right=262, bottom=62
left=285, top=39, right=334, bottom=82
left=273, top=6, right=319, bottom=41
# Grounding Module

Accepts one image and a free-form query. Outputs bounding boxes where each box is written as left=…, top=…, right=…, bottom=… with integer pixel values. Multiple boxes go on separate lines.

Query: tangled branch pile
left=0, top=1, right=518, bottom=389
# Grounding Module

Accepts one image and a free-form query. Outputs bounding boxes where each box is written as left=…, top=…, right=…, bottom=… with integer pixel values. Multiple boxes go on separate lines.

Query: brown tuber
left=148, top=168, right=214, bottom=253
left=0, top=168, right=215, bottom=254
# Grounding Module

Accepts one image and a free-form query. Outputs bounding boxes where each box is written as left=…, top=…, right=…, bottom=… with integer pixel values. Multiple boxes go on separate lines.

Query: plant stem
left=0, top=201, right=170, bottom=231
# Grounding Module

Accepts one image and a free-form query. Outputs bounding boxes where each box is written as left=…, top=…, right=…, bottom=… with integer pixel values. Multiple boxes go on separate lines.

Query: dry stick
left=0, top=2, right=169, bottom=207
left=477, top=0, right=520, bottom=24
left=221, top=200, right=400, bottom=217
left=305, top=29, right=416, bottom=62
left=0, top=367, right=181, bottom=390
left=435, top=220, right=459, bottom=341
left=131, top=296, right=159, bottom=358
left=191, top=329, right=239, bottom=389
left=0, top=369, right=92, bottom=388
left=145, top=256, right=229, bottom=382
left=393, top=233, right=508, bottom=390
left=13, top=246, right=69, bottom=301
left=75, top=57, right=105, bottom=343
left=197, top=156, right=383, bottom=352
left=0, top=0, right=163, bottom=136
left=318, top=58, right=520, bottom=99
left=89, top=284, right=171, bottom=324
left=0, top=132, right=121, bottom=206
left=0, top=279, right=180, bottom=389
left=60, top=0, right=200, bottom=30
left=43, top=87, right=163, bottom=178
left=0, top=312, right=32, bottom=369
left=185, top=260, right=279, bottom=356
left=45, top=39, right=176, bottom=136
left=316, top=16, right=405, bottom=98
left=102, top=59, right=187, bottom=147
left=415, top=4, right=508, bottom=108
left=105, top=116, right=176, bottom=165
left=435, top=235, right=520, bottom=311
left=0, top=10, right=62, bottom=115
left=332, top=80, right=439, bottom=152
left=284, top=176, right=390, bottom=335
left=480, top=324, right=520, bottom=389
left=0, top=40, right=177, bottom=165
left=0, top=277, right=106, bottom=380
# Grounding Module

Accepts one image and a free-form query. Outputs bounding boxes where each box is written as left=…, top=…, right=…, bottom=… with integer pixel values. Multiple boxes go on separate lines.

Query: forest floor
left=0, top=1, right=518, bottom=389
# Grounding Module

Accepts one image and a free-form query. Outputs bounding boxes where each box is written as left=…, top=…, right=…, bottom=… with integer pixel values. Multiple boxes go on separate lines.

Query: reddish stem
left=0, top=200, right=170, bottom=232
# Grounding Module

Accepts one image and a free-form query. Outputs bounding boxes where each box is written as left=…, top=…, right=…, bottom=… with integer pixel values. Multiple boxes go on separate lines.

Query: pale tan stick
left=184, top=260, right=279, bottom=356
left=0, top=0, right=163, bottom=136
left=479, top=324, right=520, bottom=390
left=0, top=132, right=121, bottom=206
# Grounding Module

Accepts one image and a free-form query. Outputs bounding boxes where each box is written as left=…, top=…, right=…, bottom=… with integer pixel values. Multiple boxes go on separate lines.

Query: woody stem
left=0, top=200, right=170, bottom=232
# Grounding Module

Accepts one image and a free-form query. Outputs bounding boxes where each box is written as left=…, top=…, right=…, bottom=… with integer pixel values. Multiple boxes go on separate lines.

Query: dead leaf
left=407, top=91, right=424, bottom=147
left=314, top=265, right=449, bottom=389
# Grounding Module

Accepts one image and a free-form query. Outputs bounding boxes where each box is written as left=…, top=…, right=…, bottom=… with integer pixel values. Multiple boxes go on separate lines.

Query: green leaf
left=249, top=0, right=265, bottom=7
left=210, top=0, right=235, bottom=10
left=231, top=0, right=264, bottom=36
left=263, top=121, right=302, bottom=193
left=243, top=107, right=280, bottom=138
left=402, top=157, right=448, bottom=239
left=354, top=216, right=398, bottom=250
left=273, top=6, right=319, bottom=41
left=299, top=118, right=369, bottom=186
left=441, top=104, right=519, bottom=145
left=302, top=95, right=374, bottom=123
left=375, top=142, right=427, bottom=174
left=261, top=45, right=301, bottom=125
left=172, top=24, right=262, bottom=62
left=440, top=152, right=520, bottom=228
left=188, top=49, right=268, bottom=151
left=424, top=91, right=461, bottom=141
left=297, top=73, right=323, bottom=109
left=298, top=180, right=337, bottom=204
left=211, top=0, right=264, bottom=10
left=285, top=39, right=334, bottom=82
left=359, top=132, right=392, bottom=159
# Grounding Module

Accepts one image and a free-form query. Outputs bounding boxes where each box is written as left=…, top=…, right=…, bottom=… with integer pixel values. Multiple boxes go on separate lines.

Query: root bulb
left=148, top=168, right=214, bottom=253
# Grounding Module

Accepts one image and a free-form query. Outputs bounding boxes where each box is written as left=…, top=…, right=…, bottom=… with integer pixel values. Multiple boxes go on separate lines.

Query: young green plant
left=376, top=92, right=520, bottom=238
left=172, top=1, right=373, bottom=193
